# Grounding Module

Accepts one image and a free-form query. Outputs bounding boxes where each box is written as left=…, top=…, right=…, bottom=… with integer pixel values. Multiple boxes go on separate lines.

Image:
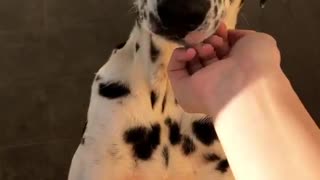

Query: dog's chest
left=85, top=84, right=231, bottom=180
left=70, top=27, right=234, bottom=180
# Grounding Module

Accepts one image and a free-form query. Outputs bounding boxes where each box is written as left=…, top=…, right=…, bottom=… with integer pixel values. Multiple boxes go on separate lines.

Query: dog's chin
left=150, top=28, right=211, bottom=46
left=149, top=26, right=187, bottom=45
left=150, top=26, right=219, bottom=46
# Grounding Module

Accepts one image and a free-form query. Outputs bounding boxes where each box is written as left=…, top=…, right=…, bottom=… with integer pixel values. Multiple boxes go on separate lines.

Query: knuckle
left=273, top=48, right=281, bottom=65
left=257, top=33, right=277, bottom=44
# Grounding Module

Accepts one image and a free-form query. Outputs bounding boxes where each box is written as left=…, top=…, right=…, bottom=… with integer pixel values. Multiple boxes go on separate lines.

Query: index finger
left=168, top=48, right=196, bottom=80
left=214, top=22, right=228, bottom=41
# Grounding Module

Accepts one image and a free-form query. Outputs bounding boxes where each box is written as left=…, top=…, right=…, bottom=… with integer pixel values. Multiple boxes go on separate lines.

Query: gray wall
left=0, top=0, right=319, bottom=179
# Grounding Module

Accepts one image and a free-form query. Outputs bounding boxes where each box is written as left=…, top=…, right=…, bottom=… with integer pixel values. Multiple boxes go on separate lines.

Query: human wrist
left=207, top=64, right=287, bottom=118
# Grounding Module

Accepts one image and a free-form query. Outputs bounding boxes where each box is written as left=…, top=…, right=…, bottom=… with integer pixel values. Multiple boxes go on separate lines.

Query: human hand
left=168, top=23, right=281, bottom=116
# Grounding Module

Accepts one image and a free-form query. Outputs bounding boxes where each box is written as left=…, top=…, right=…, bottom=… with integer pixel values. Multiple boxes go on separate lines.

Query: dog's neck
left=129, top=23, right=180, bottom=91
left=136, top=24, right=180, bottom=63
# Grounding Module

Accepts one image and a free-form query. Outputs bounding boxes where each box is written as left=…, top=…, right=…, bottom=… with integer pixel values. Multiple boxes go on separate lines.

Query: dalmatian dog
left=69, top=0, right=267, bottom=179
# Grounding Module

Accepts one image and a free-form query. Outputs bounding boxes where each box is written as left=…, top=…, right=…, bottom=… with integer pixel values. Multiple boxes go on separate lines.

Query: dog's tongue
left=184, top=31, right=208, bottom=46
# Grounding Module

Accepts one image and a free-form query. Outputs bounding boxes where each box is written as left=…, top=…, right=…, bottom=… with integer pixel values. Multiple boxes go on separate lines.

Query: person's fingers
left=172, top=47, right=197, bottom=62
left=202, top=58, right=218, bottom=67
left=187, top=60, right=203, bottom=75
left=203, top=22, right=228, bottom=59
left=205, top=35, right=223, bottom=47
left=168, top=48, right=196, bottom=80
left=228, top=30, right=256, bottom=46
left=194, top=44, right=215, bottom=60
left=193, top=44, right=219, bottom=67
left=203, top=52, right=219, bottom=66
left=205, top=35, right=230, bottom=59
left=214, top=22, right=228, bottom=41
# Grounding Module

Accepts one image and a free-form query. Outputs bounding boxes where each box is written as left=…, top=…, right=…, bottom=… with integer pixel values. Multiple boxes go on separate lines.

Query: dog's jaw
left=136, top=0, right=219, bottom=43
left=136, top=0, right=244, bottom=45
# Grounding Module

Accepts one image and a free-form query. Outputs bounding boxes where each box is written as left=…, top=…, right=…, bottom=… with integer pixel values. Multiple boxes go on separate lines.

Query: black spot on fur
left=165, top=118, right=182, bottom=145
left=149, top=124, right=161, bottom=148
left=214, top=5, right=218, bottom=15
left=136, top=43, right=140, bottom=52
left=214, top=21, right=219, bottom=29
left=260, top=0, right=268, bottom=7
left=81, top=121, right=88, bottom=145
left=82, top=120, right=87, bottom=136
left=164, top=117, right=172, bottom=125
left=192, top=117, right=217, bottom=146
left=150, top=91, right=158, bottom=109
left=141, top=0, right=147, bottom=8
left=81, top=137, right=85, bottom=145
left=99, top=82, right=130, bottom=99
left=95, top=75, right=101, bottom=81
left=133, top=144, right=153, bottom=160
left=143, top=11, right=147, bottom=18
left=124, top=124, right=161, bottom=160
left=136, top=18, right=141, bottom=28
left=169, top=123, right=182, bottom=145
left=115, top=41, right=126, bottom=50
left=124, top=126, right=148, bottom=144
left=182, top=136, right=196, bottom=155
left=150, top=38, right=160, bottom=62
left=162, top=146, right=169, bottom=167
left=204, top=153, right=220, bottom=162
left=161, top=92, right=167, bottom=113
left=216, top=159, right=229, bottom=173
left=109, top=144, right=119, bottom=157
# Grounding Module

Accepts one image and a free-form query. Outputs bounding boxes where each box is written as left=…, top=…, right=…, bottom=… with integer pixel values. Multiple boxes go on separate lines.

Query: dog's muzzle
left=151, top=0, right=211, bottom=41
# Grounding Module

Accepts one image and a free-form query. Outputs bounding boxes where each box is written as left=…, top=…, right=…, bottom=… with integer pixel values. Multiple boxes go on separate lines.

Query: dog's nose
left=157, top=0, right=211, bottom=38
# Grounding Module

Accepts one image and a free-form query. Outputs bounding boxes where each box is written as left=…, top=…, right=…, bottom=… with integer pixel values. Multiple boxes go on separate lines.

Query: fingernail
left=186, top=48, right=196, bottom=56
left=203, top=44, right=214, bottom=51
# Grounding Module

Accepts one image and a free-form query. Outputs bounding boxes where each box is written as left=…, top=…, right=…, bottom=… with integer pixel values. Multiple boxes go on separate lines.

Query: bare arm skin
left=215, top=67, right=320, bottom=180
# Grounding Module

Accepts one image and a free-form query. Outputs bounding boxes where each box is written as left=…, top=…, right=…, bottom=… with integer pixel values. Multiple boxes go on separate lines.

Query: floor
left=0, top=0, right=319, bottom=179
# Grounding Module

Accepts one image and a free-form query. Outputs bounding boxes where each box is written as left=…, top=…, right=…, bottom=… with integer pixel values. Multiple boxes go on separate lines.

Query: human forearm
left=213, top=69, right=320, bottom=180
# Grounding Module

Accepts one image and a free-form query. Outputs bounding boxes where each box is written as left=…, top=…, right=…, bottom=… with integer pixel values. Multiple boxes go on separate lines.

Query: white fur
left=68, top=0, right=243, bottom=179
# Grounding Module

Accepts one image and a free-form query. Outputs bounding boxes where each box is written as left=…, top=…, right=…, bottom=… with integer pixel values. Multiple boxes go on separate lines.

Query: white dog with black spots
left=68, top=0, right=267, bottom=179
